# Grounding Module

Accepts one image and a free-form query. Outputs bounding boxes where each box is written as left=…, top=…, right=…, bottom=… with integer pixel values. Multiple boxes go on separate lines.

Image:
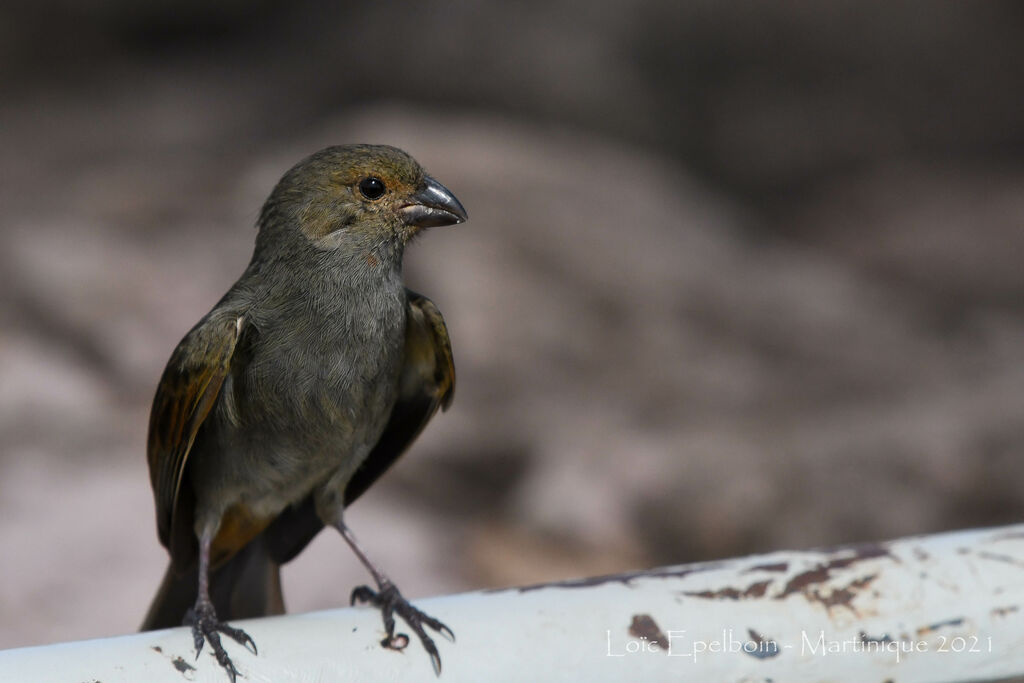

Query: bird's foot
left=351, top=580, right=454, bottom=675
left=185, top=601, right=257, bottom=682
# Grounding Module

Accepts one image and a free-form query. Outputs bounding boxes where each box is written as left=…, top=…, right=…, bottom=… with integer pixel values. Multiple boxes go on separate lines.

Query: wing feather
left=148, top=314, right=244, bottom=550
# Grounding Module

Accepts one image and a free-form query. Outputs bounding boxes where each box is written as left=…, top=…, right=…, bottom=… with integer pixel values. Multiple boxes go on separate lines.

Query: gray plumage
left=142, top=145, right=465, bottom=679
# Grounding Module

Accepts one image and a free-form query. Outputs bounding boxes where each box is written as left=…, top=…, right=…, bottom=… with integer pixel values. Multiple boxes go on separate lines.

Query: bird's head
left=254, top=144, right=467, bottom=267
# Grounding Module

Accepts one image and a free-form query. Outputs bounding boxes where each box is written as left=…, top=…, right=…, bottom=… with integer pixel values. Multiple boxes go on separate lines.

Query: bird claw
left=350, top=582, right=453, bottom=676
left=185, top=602, right=256, bottom=681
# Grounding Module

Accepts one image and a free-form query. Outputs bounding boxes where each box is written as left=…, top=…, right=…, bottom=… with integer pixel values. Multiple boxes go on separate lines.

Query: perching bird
left=140, top=145, right=465, bottom=680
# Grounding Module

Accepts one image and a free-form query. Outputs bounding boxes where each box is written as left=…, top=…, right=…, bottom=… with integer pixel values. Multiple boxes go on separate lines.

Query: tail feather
left=141, top=534, right=284, bottom=631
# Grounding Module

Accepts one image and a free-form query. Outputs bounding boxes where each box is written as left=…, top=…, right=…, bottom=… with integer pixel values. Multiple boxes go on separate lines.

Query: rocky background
left=1, top=0, right=1023, bottom=649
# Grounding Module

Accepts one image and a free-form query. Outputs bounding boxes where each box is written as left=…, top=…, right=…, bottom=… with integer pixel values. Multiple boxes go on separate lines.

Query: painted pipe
left=3, top=523, right=1024, bottom=682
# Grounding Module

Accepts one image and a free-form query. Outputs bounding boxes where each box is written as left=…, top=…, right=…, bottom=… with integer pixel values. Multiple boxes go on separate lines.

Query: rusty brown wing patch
left=147, top=314, right=244, bottom=553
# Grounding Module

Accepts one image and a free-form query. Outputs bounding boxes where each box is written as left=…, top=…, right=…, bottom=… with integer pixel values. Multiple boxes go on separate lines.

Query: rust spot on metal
left=777, top=543, right=892, bottom=599
left=511, top=563, right=724, bottom=593
left=916, top=617, right=965, bottom=636
left=509, top=540, right=891, bottom=595
left=629, top=614, right=668, bottom=649
left=745, top=561, right=788, bottom=573
left=685, top=579, right=772, bottom=601
left=992, top=605, right=1019, bottom=618
left=778, top=566, right=830, bottom=597
left=172, top=656, right=196, bottom=674
left=775, top=572, right=877, bottom=615
left=812, top=574, right=877, bottom=612
left=744, top=580, right=771, bottom=598
left=745, top=628, right=780, bottom=659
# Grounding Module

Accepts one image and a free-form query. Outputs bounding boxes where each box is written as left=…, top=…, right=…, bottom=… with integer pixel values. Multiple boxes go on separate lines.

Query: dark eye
left=358, top=176, right=386, bottom=200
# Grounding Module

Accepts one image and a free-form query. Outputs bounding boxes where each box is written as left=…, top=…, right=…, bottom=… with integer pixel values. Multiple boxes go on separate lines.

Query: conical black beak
left=401, top=177, right=468, bottom=228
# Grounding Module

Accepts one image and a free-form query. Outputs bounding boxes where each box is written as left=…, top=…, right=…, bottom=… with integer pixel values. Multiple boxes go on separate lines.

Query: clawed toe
left=219, top=623, right=258, bottom=655
left=185, top=604, right=256, bottom=681
left=350, top=582, right=453, bottom=675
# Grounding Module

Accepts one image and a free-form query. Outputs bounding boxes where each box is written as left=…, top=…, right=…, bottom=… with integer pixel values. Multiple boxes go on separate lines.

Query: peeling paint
left=992, top=605, right=1019, bottom=618
left=513, top=540, right=892, bottom=596
left=628, top=614, right=668, bottom=649
left=916, top=617, right=966, bottom=636
left=777, top=543, right=891, bottom=600
left=171, top=656, right=195, bottom=674
left=804, top=574, right=878, bottom=614
left=4, top=523, right=1022, bottom=682
left=745, top=629, right=780, bottom=659
left=684, top=579, right=771, bottom=601
left=683, top=544, right=887, bottom=612
left=512, top=563, right=724, bottom=593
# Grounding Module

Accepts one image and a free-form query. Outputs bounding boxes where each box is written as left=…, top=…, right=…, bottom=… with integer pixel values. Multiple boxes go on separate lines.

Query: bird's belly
left=191, top=333, right=401, bottom=522
left=188, top=286, right=407, bottom=528
left=221, top=396, right=380, bottom=492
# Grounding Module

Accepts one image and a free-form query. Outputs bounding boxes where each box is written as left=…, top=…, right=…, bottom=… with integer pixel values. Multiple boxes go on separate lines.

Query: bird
left=139, top=144, right=466, bottom=681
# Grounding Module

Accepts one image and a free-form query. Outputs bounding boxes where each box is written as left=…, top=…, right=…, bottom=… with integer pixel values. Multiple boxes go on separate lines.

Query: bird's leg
left=336, top=519, right=454, bottom=675
left=184, top=527, right=257, bottom=682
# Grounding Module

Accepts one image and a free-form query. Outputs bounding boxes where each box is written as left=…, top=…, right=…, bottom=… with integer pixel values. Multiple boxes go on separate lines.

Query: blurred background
left=2, top=0, right=1023, bottom=650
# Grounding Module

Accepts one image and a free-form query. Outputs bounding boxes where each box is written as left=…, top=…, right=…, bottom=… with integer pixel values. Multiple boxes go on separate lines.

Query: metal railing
left=3, top=523, right=1024, bottom=682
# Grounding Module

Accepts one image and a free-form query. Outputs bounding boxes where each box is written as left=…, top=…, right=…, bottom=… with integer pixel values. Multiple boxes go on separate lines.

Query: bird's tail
left=140, top=533, right=285, bottom=631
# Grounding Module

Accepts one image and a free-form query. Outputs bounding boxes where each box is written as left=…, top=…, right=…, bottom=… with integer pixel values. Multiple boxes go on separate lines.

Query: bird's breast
left=243, top=295, right=405, bottom=440
left=202, top=284, right=407, bottom=507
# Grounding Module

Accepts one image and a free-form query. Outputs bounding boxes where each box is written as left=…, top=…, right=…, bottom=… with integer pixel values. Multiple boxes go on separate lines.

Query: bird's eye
left=358, top=176, right=386, bottom=200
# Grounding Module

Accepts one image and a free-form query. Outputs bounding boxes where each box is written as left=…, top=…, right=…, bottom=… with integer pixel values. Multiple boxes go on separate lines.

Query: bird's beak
left=400, top=177, right=468, bottom=228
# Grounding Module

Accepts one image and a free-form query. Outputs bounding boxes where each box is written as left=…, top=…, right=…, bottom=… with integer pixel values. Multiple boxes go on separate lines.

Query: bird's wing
left=264, top=289, right=455, bottom=563
left=148, top=313, right=244, bottom=554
